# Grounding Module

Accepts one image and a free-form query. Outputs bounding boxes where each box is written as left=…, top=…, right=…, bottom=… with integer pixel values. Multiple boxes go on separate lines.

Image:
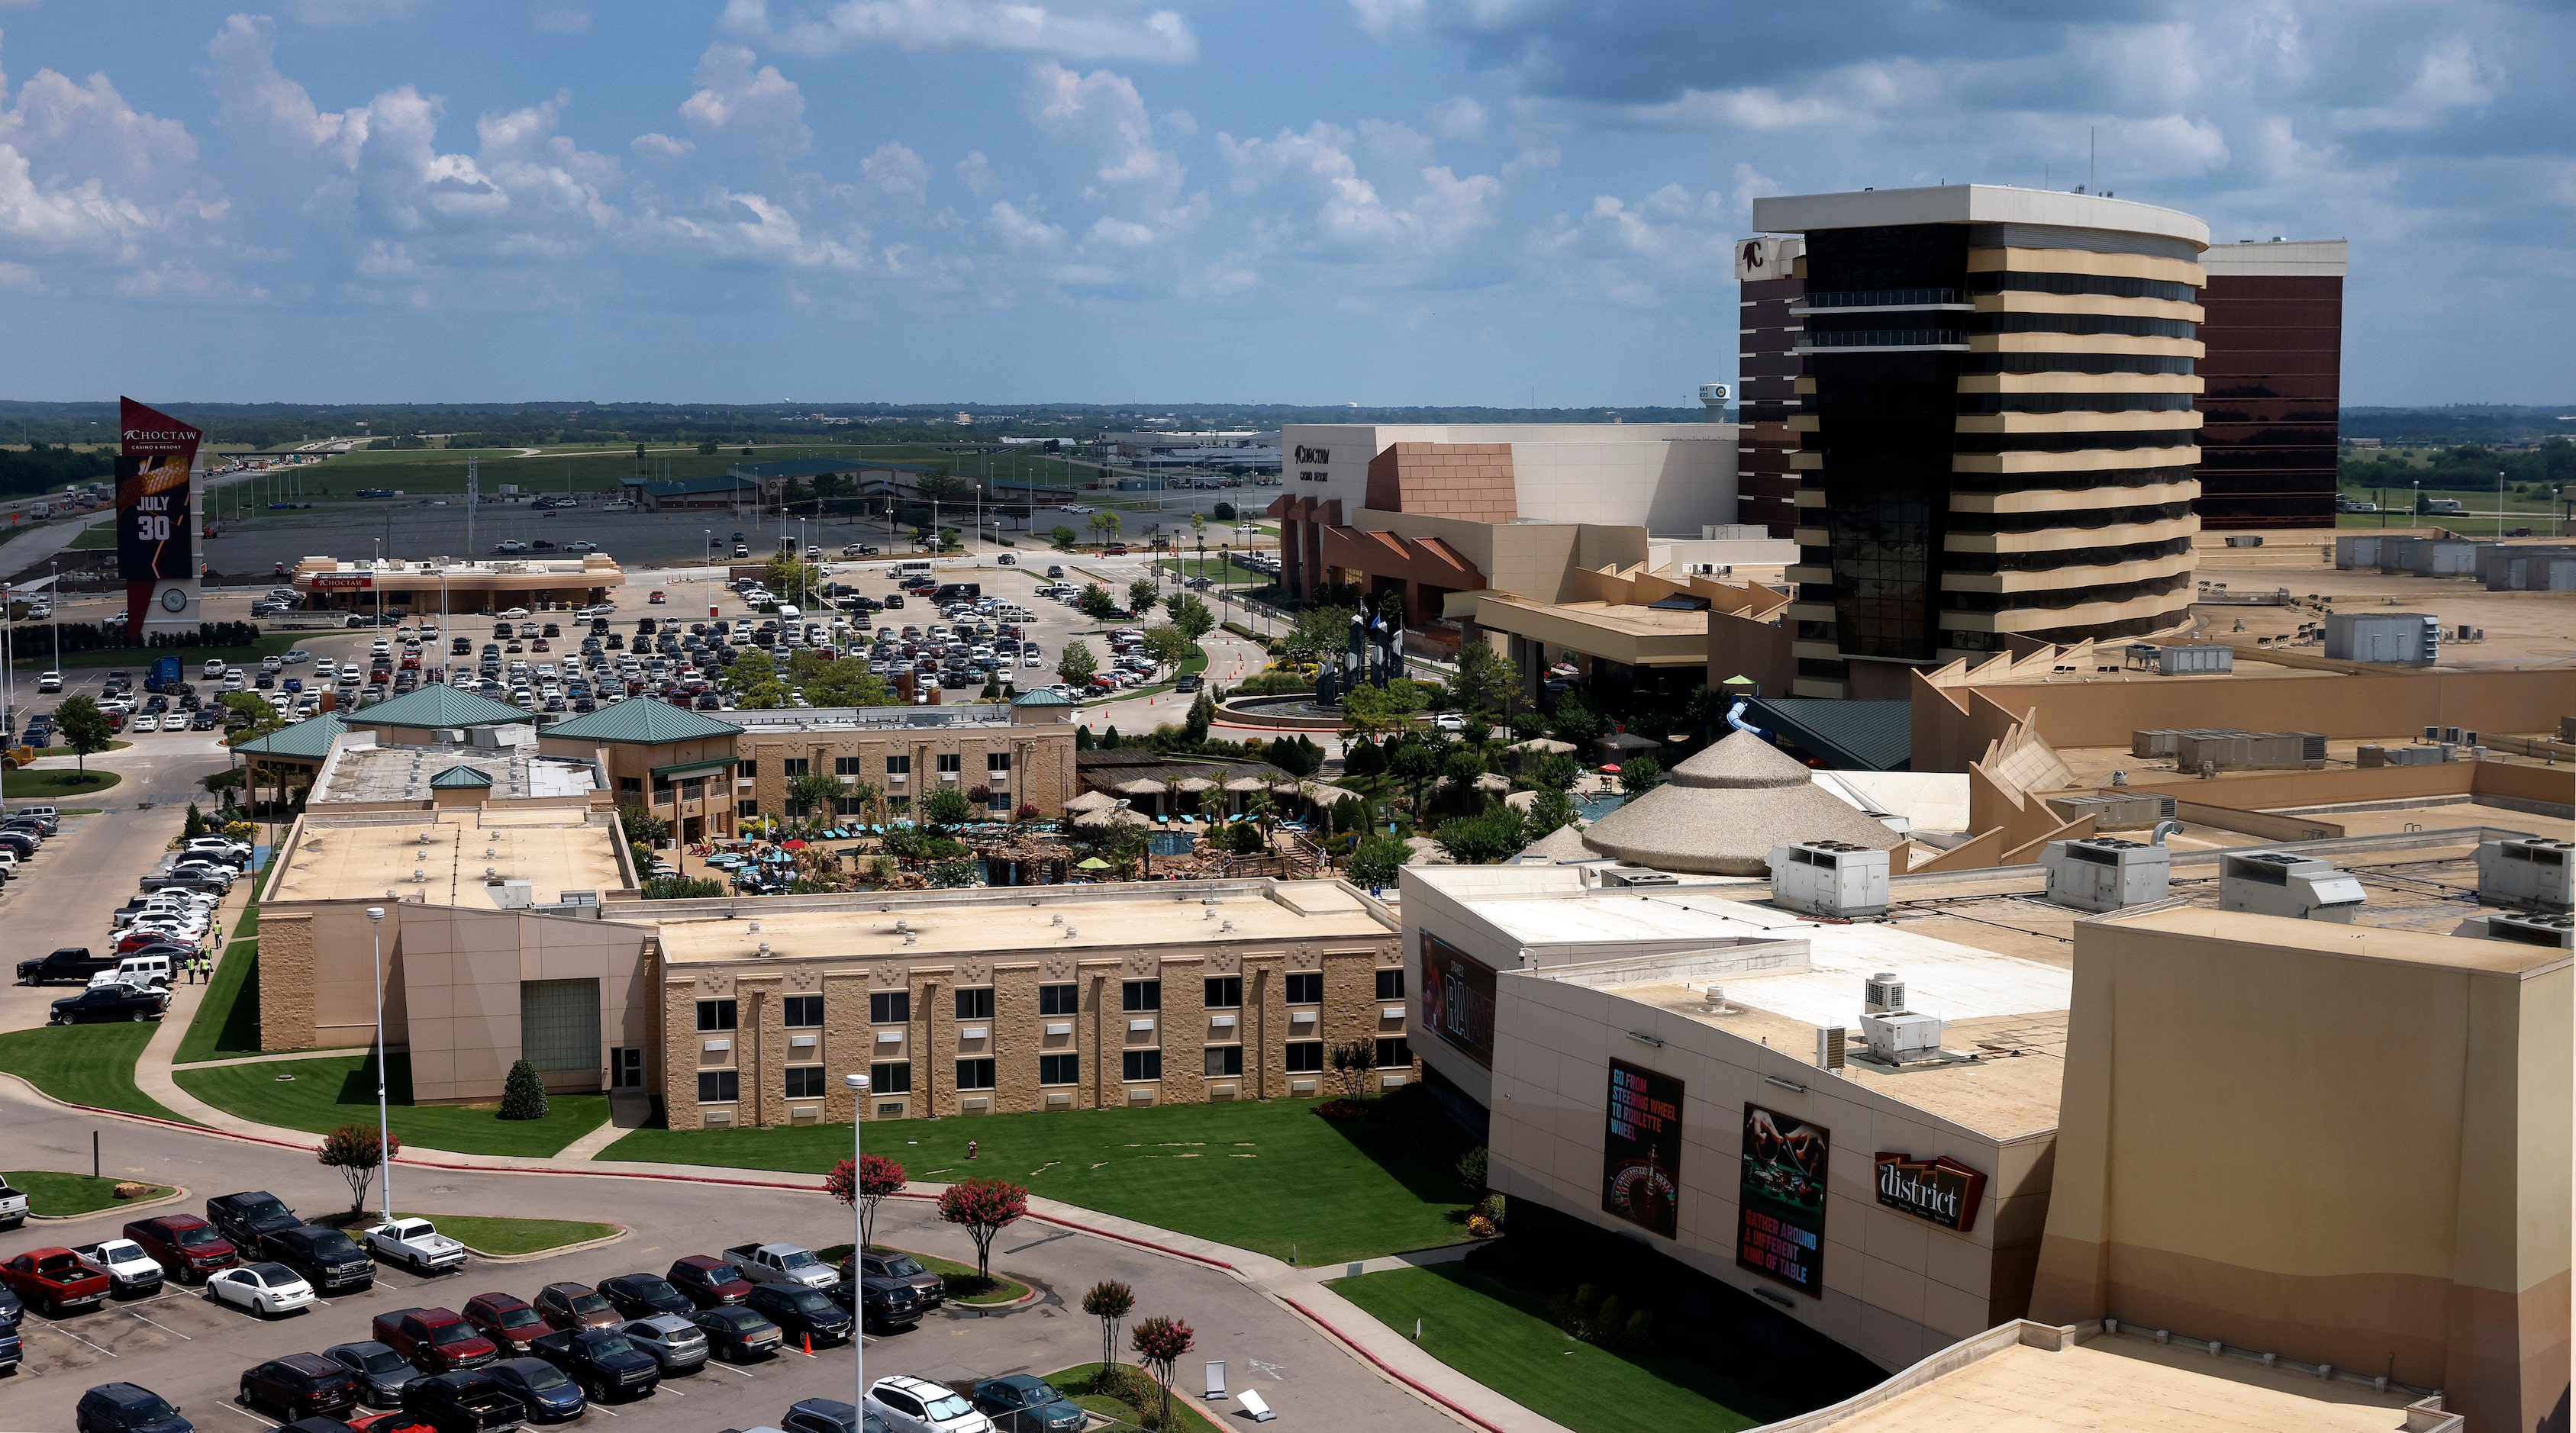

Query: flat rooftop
left=1814, top=1329, right=2423, bottom=1431
left=311, top=729, right=599, bottom=804
left=653, top=879, right=1391, bottom=965
left=267, top=810, right=630, bottom=909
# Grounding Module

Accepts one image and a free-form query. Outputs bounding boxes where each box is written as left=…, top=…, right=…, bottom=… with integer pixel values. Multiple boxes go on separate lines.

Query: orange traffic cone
left=803, top=1332, right=814, bottom=1356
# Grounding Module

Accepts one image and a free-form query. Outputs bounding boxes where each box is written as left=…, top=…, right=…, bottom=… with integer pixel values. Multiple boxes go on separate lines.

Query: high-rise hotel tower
left=1749, top=186, right=2210, bottom=699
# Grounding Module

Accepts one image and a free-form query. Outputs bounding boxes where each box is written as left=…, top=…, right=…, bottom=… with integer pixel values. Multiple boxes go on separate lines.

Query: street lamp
left=843, top=1071, right=870, bottom=1418
left=366, top=906, right=393, bottom=1225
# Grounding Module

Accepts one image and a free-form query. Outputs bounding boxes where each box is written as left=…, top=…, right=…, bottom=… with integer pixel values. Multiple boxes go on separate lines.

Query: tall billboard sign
left=1418, top=934, right=1497, bottom=1068
left=118, top=396, right=201, bottom=644
left=1600, top=1059, right=1683, bottom=1238
left=1736, top=1103, right=1830, bottom=1297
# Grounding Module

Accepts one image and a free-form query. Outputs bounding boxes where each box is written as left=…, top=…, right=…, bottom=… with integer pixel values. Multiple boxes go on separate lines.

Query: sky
left=0, top=0, right=2568, bottom=408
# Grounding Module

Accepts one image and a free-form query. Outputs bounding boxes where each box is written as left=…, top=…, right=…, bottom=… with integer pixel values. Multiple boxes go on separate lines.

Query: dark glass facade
left=2194, top=273, right=2342, bottom=528
left=1738, top=262, right=1804, bottom=538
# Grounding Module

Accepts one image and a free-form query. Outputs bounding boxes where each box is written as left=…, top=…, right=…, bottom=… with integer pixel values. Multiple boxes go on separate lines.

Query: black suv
left=74, top=1383, right=192, bottom=1433
left=744, top=1283, right=854, bottom=1347
left=50, top=985, right=168, bottom=1026
left=596, top=1274, right=692, bottom=1319
left=205, top=1192, right=300, bottom=1248
left=259, top=1225, right=375, bottom=1294
left=239, top=1354, right=359, bottom=1422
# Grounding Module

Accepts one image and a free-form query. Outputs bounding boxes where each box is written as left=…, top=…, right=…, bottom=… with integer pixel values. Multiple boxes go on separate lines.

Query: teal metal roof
left=1012, top=689, right=1078, bottom=707
left=650, top=757, right=737, bottom=780
left=428, top=765, right=494, bottom=789
left=542, top=698, right=742, bottom=745
left=232, top=712, right=347, bottom=760
left=1746, top=697, right=1913, bottom=772
left=347, top=684, right=533, bottom=729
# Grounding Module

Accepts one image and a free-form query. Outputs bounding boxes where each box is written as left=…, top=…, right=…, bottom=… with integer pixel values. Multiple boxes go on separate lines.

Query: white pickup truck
left=0, top=1176, right=26, bottom=1231
left=365, top=1216, right=469, bottom=1274
left=721, top=1241, right=838, bottom=1290
left=72, top=1238, right=166, bottom=1296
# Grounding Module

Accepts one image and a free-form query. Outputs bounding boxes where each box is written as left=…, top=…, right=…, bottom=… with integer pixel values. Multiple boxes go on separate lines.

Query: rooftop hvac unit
left=2323, top=612, right=2439, bottom=665
left=434, top=728, right=466, bottom=744
left=1864, top=972, right=1906, bottom=1015
left=1599, top=868, right=1679, bottom=888
left=488, top=878, right=535, bottom=910
left=2041, top=836, right=2173, bottom=912
left=1767, top=840, right=1890, bottom=917
left=2219, top=852, right=2366, bottom=923
left=2155, top=645, right=2234, bottom=675
left=2173, top=731, right=2319, bottom=771
left=2453, top=912, right=2576, bottom=949
left=469, top=725, right=505, bottom=749
left=2046, top=792, right=2178, bottom=829
left=1859, top=1010, right=1944, bottom=1065
left=2387, top=743, right=2449, bottom=765
left=2131, top=727, right=2246, bottom=758
left=2476, top=836, right=2574, bottom=912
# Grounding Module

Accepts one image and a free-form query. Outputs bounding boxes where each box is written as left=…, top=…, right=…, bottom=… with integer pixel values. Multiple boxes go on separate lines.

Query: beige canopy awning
left=1064, top=790, right=1120, bottom=813
left=1223, top=774, right=1272, bottom=793
left=1111, top=777, right=1169, bottom=797
left=1171, top=775, right=1220, bottom=793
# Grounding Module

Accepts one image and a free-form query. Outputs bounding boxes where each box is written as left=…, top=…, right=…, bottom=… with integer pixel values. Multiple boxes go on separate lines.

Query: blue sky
left=0, top=0, right=2566, bottom=407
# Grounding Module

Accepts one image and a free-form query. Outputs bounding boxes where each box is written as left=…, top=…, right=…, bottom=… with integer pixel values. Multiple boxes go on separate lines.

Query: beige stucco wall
left=2028, top=910, right=2570, bottom=1433
left=736, top=725, right=1075, bottom=823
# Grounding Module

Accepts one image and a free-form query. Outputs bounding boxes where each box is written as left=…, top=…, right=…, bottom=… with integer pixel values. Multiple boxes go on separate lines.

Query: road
left=1, top=1086, right=1453, bottom=1433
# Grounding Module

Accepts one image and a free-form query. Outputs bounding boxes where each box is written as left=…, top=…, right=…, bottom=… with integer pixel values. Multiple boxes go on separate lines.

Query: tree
left=1165, top=592, right=1214, bottom=641
left=1389, top=742, right=1439, bottom=814
left=498, top=1059, right=550, bottom=1121
left=1181, top=689, right=1215, bottom=744
left=1341, top=678, right=1427, bottom=737
left=1285, top=603, right=1356, bottom=662
left=727, top=648, right=778, bottom=691
left=1127, top=579, right=1159, bottom=619
left=1082, top=1280, right=1136, bottom=1372
left=1050, top=524, right=1079, bottom=549
left=1530, top=752, right=1581, bottom=794
left=1085, top=509, right=1124, bottom=545
left=1130, top=1315, right=1196, bottom=1428
left=922, top=786, right=974, bottom=828
left=1211, top=501, right=1236, bottom=522
left=1057, top=639, right=1098, bottom=688
left=56, top=694, right=113, bottom=774
left=1327, top=1039, right=1376, bottom=1099
left=1076, top=584, right=1118, bottom=620
left=1524, top=787, right=1578, bottom=839
left=1269, top=733, right=1323, bottom=778
left=1549, top=691, right=1602, bottom=746
left=317, top=1122, right=399, bottom=1214
left=1433, top=804, right=1527, bottom=865
left=1450, top=642, right=1520, bottom=716
left=788, top=771, right=842, bottom=824
left=1618, top=756, right=1665, bottom=794
left=936, top=1177, right=1029, bottom=1282
left=915, top=472, right=975, bottom=506
left=1342, top=738, right=1387, bottom=778
left=617, top=803, right=671, bottom=848
left=182, top=803, right=208, bottom=840
left=1142, top=624, right=1195, bottom=668
left=825, top=1152, right=908, bottom=1251
left=804, top=657, right=891, bottom=709
left=1346, top=832, right=1407, bottom=890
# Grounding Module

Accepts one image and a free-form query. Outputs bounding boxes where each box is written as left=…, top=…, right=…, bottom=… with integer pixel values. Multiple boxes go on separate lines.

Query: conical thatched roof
left=1578, top=730, right=1902, bottom=875
left=1517, top=823, right=1595, bottom=863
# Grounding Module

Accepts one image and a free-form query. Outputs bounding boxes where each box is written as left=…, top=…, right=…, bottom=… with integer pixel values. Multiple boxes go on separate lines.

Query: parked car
left=971, top=1377, right=1086, bottom=1433
left=614, top=1314, right=709, bottom=1374
left=530, top=1281, right=620, bottom=1332
left=0, top=1175, right=26, bottom=1231
left=366, top=1219, right=468, bottom=1276
left=596, top=1273, right=692, bottom=1319
left=666, top=1255, right=754, bottom=1308
left=479, top=1357, right=585, bottom=1424
left=527, top=1327, right=659, bottom=1402
left=724, top=1242, right=839, bottom=1291
left=688, top=1304, right=782, bottom=1362
left=19, top=946, right=118, bottom=985
left=72, top=1240, right=166, bottom=1299
left=205, top=1190, right=301, bottom=1249
left=2, top=1247, right=111, bottom=1317
left=124, top=1215, right=237, bottom=1282
left=398, top=1370, right=529, bottom=1433
left=73, top=1382, right=193, bottom=1433
left=50, top=984, right=169, bottom=1025
left=847, top=1250, right=945, bottom=1309
left=830, top=1270, right=922, bottom=1334
left=239, top=1353, right=361, bottom=1422
left=373, top=1306, right=498, bottom=1374
left=866, top=1374, right=995, bottom=1433
left=461, top=1293, right=550, bottom=1356
left=263, top=1225, right=376, bottom=1295
left=745, top=1283, right=854, bottom=1347
left=205, top=1262, right=317, bottom=1318
left=783, top=1398, right=890, bottom=1433
left=326, top=1340, right=424, bottom=1408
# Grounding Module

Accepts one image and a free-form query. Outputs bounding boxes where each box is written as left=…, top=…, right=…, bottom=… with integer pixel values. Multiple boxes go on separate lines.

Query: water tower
left=1698, top=382, right=1731, bottom=421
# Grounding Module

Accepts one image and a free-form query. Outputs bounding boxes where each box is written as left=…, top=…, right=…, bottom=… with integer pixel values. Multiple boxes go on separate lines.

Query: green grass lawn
left=4, top=767, right=122, bottom=798
left=1046, top=1364, right=1225, bottom=1433
left=1331, top=1264, right=1798, bottom=1433
left=175, top=929, right=263, bottom=1065
left=318, top=1210, right=618, bottom=1255
left=0, top=1023, right=193, bottom=1124
left=4, top=1170, right=176, bottom=1216
left=601, top=1096, right=1475, bottom=1264
left=176, top=1052, right=610, bottom=1158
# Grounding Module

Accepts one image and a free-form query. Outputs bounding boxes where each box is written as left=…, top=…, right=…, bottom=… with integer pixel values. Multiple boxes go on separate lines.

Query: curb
left=25, top=1183, right=191, bottom=1222
left=457, top=1224, right=630, bottom=1264
left=1274, top=1293, right=1513, bottom=1433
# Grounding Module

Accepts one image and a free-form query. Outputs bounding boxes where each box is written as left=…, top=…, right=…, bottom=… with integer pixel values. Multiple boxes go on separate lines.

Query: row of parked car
left=14, top=833, right=253, bottom=1025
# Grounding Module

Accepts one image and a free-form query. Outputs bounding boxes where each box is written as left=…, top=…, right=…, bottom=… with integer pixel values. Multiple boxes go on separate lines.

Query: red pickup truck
left=2, top=1246, right=112, bottom=1317
left=373, top=1306, right=499, bottom=1373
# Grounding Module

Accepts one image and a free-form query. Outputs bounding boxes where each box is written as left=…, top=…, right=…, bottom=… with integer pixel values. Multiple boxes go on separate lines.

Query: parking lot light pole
left=366, top=906, right=392, bottom=1225
left=844, top=1071, right=869, bottom=1415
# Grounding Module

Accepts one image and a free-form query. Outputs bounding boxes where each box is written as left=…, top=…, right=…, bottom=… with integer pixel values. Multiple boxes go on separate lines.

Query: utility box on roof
left=2153, top=645, right=2233, bottom=675
left=2324, top=612, right=2439, bottom=665
left=2041, top=836, right=2172, bottom=912
left=2476, top=836, right=2574, bottom=912
left=2219, top=851, right=2365, bottom=923
left=2453, top=911, right=2575, bottom=949
left=1767, top=840, right=1890, bottom=918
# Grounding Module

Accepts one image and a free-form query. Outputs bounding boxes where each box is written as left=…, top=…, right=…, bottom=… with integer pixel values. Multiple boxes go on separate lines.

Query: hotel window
left=782, top=758, right=810, bottom=778
left=1375, top=968, right=1406, bottom=1000
left=1204, top=976, right=1242, bottom=1009
left=835, top=756, right=866, bottom=776
left=834, top=796, right=867, bottom=817
left=956, top=1059, right=997, bottom=1090
left=695, top=1000, right=737, bottom=1033
left=986, top=752, right=1011, bottom=772
left=1039, top=984, right=1078, bottom=1016
left=1285, top=1042, right=1323, bottom=1074
left=869, top=1061, right=911, bottom=1094
left=870, top=991, right=911, bottom=1025
left=938, top=752, right=962, bottom=774
left=782, top=995, right=822, bottom=1029
left=736, top=800, right=759, bottom=819
left=1285, top=972, right=1322, bottom=1004
left=885, top=755, right=911, bottom=777
left=1203, top=1045, right=1243, bottom=1077
left=955, top=987, right=995, bottom=1020
left=1122, top=1049, right=1162, bottom=1082
left=784, top=1066, right=826, bottom=1100
left=619, top=776, right=643, bottom=794
left=737, top=760, right=758, bottom=778
left=1375, top=1037, right=1413, bottom=1068
left=1040, top=1054, right=1079, bottom=1086
left=696, top=1070, right=739, bottom=1103
left=1122, top=980, right=1161, bottom=1013
left=885, top=794, right=911, bottom=814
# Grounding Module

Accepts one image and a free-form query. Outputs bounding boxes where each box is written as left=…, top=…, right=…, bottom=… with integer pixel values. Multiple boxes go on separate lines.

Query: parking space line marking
left=40, top=1323, right=119, bottom=1357
left=127, top=1309, right=192, bottom=1338
left=659, top=1385, right=686, bottom=1397
left=706, top=1361, right=758, bottom=1379
left=592, top=1402, right=621, bottom=1418
left=221, top=1406, right=280, bottom=1428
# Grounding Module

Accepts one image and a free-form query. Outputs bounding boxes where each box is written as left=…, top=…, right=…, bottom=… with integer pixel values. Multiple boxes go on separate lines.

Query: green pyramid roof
left=232, top=712, right=348, bottom=761
left=348, top=684, right=533, bottom=729
left=428, top=764, right=495, bottom=789
left=540, top=697, right=742, bottom=745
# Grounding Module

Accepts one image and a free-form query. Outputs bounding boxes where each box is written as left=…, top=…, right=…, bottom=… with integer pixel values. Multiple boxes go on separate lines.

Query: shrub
left=1311, top=1096, right=1370, bottom=1122
left=498, top=1059, right=550, bottom=1120
left=1457, top=1146, right=1488, bottom=1190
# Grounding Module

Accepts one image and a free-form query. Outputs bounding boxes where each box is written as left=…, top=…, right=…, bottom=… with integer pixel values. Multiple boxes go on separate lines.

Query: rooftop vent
left=2475, top=836, right=2573, bottom=912
left=1865, top=972, right=1905, bottom=1014
left=2219, top=851, right=2365, bottom=923
left=1769, top=840, right=1890, bottom=917
left=755, top=941, right=772, bottom=957
left=2042, top=836, right=2171, bottom=912
left=1860, top=1010, right=1944, bottom=1065
left=2454, top=912, right=2575, bottom=949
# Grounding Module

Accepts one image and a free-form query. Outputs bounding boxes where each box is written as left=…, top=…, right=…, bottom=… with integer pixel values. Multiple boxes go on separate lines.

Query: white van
left=775, top=604, right=802, bottom=622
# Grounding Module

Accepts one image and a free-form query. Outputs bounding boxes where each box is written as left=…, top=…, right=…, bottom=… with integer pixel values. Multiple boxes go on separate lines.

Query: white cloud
left=1501, top=144, right=1557, bottom=179
left=1348, top=0, right=1426, bottom=42
left=279, top=0, right=424, bottom=24
left=721, top=0, right=1197, bottom=63
left=631, top=132, right=695, bottom=162
left=861, top=140, right=931, bottom=201
left=532, top=6, right=592, bottom=34
left=680, top=43, right=813, bottom=159
left=2331, top=39, right=2498, bottom=133
left=1022, top=61, right=1185, bottom=211
left=955, top=149, right=1003, bottom=197
left=1162, top=108, right=1196, bottom=136
left=985, top=198, right=1065, bottom=250
left=1424, top=95, right=1486, bottom=142
left=0, top=33, right=230, bottom=284
left=1220, top=120, right=1501, bottom=261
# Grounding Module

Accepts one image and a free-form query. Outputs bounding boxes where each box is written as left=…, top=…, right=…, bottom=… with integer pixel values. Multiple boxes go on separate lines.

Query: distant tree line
left=0, top=442, right=116, bottom=498
left=2340, top=437, right=2576, bottom=495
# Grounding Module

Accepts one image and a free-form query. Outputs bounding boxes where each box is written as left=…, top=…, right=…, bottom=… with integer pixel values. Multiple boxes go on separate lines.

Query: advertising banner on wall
left=1736, top=1103, right=1830, bottom=1297
left=1600, top=1059, right=1683, bottom=1238
left=1874, top=1151, right=1988, bottom=1232
left=118, top=396, right=200, bottom=641
left=1419, top=933, right=1498, bottom=1068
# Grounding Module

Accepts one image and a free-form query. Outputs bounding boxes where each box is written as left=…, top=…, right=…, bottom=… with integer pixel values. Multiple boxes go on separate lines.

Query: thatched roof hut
left=1575, top=731, right=1903, bottom=875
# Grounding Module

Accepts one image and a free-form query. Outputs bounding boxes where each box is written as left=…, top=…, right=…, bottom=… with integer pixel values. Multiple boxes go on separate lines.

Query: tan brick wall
left=256, top=912, right=318, bottom=1052
left=739, top=725, right=1075, bottom=823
